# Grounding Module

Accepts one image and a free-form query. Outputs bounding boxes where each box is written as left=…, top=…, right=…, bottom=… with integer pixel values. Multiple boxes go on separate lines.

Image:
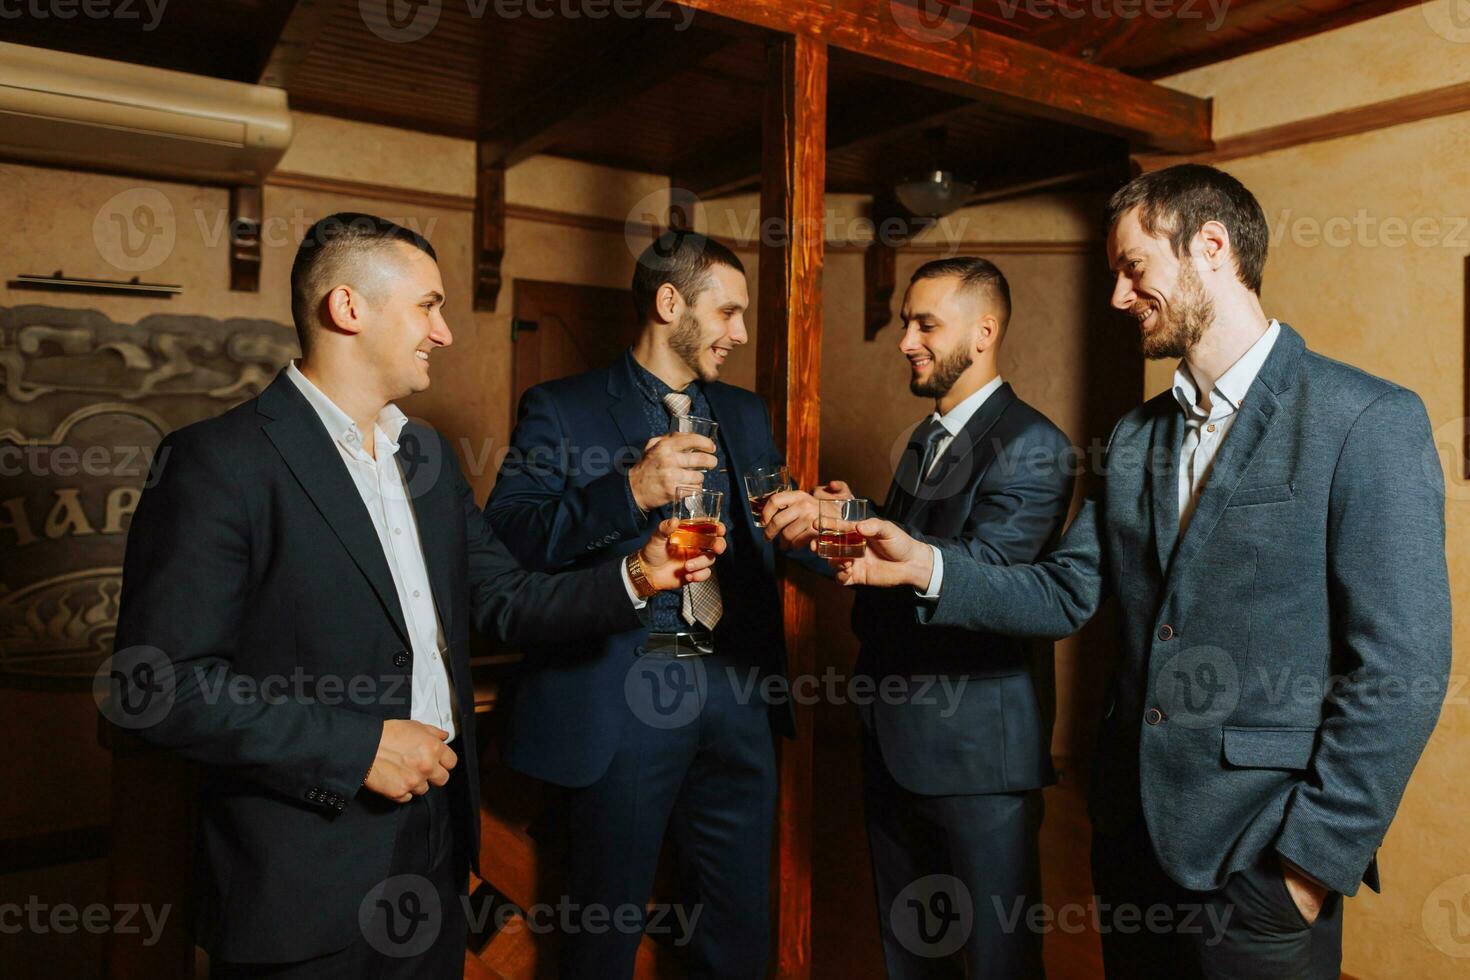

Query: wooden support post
left=755, top=31, right=826, bottom=980
left=474, top=146, right=506, bottom=313
left=228, top=184, right=262, bottom=293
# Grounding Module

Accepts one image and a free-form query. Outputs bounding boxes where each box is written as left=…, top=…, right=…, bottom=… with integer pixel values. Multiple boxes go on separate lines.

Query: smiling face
left=355, top=241, right=453, bottom=399
left=897, top=275, right=987, bottom=398
left=667, top=263, right=749, bottom=383
left=1107, top=207, right=1215, bottom=360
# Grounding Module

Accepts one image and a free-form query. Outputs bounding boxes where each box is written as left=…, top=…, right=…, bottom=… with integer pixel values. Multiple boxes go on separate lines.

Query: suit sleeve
left=910, top=424, right=1076, bottom=569
left=916, top=417, right=1117, bottom=640
left=1273, top=388, right=1451, bottom=896
left=111, top=431, right=382, bottom=810
left=486, top=384, right=646, bottom=571
left=456, top=436, right=648, bottom=643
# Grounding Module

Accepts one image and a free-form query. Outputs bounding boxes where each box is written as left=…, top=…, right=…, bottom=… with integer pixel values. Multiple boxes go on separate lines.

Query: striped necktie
left=663, top=391, right=723, bottom=630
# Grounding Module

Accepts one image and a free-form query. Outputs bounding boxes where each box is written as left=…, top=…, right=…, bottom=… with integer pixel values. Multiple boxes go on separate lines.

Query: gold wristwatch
left=625, top=549, right=659, bottom=601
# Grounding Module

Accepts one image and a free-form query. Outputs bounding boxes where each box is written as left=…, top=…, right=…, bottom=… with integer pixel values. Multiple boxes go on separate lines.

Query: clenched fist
left=629, top=433, right=719, bottom=512
left=363, top=719, right=458, bottom=803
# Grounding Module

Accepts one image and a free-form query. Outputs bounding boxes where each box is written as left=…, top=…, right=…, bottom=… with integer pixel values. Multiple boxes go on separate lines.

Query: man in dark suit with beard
left=110, top=213, right=719, bottom=977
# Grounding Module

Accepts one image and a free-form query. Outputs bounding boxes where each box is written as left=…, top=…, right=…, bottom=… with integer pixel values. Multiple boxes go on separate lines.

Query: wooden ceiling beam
left=255, top=0, right=336, bottom=89
left=479, top=24, right=735, bottom=169
left=669, top=0, right=1211, bottom=152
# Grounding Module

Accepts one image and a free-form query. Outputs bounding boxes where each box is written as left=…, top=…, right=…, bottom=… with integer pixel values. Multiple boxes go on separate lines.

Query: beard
left=909, top=342, right=973, bottom=398
left=1137, top=260, right=1215, bottom=360
left=669, top=309, right=715, bottom=382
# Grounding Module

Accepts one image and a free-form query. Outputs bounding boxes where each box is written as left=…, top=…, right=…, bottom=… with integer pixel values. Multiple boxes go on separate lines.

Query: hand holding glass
left=817, top=497, right=870, bottom=559
left=669, top=485, right=724, bottom=559
left=744, top=464, right=794, bottom=528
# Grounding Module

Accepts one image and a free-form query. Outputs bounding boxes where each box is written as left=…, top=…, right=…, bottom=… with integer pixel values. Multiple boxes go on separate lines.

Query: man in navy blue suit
left=487, top=231, right=826, bottom=979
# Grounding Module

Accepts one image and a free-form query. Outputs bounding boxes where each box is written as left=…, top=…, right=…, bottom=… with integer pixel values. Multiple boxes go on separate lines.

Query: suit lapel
left=1150, top=405, right=1183, bottom=577
left=397, top=424, right=456, bottom=636
left=606, top=353, right=652, bottom=454
left=1165, top=323, right=1304, bottom=582
left=258, top=373, right=410, bottom=644
left=906, top=383, right=1015, bottom=527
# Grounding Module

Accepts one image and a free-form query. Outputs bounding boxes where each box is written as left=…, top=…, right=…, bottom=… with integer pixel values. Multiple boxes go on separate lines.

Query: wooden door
left=510, top=279, right=639, bottom=424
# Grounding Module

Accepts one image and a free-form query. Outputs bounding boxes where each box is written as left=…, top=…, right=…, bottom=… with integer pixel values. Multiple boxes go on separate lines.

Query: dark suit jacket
left=111, top=371, right=643, bottom=963
left=486, top=353, right=828, bottom=787
left=918, top=324, right=1451, bottom=897
left=855, top=383, right=1075, bottom=796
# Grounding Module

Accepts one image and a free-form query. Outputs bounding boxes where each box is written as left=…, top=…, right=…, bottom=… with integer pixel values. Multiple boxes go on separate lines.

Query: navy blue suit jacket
left=919, top=325, right=1451, bottom=897
left=487, top=354, right=827, bottom=787
left=854, top=384, right=1075, bottom=797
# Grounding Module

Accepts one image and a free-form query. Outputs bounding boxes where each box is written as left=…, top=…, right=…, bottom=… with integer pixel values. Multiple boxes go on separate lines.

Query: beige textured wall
left=1156, top=5, right=1470, bottom=975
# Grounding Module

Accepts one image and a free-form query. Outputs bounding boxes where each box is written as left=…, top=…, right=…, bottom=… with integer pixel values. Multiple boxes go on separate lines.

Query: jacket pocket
left=1221, top=726, right=1316, bottom=769
left=1225, top=482, right=1295, bottom=507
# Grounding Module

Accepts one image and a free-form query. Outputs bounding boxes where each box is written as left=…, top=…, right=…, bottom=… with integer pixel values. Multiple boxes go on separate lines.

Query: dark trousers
left=560, top=652, right=778, bottom=980
left=212, top=740, right=471, bottom=980
left=862, top=733, right=1046, bottom=980
left=1090, top=817, right=1343, bottom=980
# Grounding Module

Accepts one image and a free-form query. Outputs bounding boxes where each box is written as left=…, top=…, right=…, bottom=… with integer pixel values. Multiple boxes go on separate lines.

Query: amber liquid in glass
left=816, top=529, right=866, bottom=559
left=670, top=519, right=721, bottom=558
left=748, top=491, right=777, bottom=527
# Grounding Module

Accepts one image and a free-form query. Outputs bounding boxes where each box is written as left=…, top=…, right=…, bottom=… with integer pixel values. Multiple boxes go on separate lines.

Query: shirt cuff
left=915, top=544, right=944, bottom=600
left=620, top=556, right=649, bottom=609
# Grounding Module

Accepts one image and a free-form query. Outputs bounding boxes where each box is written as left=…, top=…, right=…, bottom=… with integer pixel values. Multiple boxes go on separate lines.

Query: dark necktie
left=889, top=416, right=948, bottom=521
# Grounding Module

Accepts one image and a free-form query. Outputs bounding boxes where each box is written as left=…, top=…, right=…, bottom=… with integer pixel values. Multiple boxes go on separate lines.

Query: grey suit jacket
left=919, top=323, right=1450, bottom=897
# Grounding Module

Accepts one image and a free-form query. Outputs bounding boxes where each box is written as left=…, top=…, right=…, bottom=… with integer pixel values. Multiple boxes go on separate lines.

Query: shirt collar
left=932, top=374, right=1004, bottom=436
left=286, top=362, right=408, bottom=458
left=627, top=349, right=698, bottom=405
left=1172, top=319, right=1280, bottom=421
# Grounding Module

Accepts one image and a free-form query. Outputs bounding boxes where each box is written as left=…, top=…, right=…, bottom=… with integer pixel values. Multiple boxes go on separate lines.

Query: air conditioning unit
left=0, top=41, right=292, bottom=184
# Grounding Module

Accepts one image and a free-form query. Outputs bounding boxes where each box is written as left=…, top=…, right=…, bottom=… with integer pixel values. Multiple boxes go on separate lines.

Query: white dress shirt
left=287, top=363, right=459, bottom=739
left=1171, top=320, right=1280, bottom=533
left=911, top=375, right=1005, bottom=598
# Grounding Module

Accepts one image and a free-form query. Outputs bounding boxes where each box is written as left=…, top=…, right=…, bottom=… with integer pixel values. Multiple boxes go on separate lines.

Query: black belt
left=640, top=629, right=715, bottom=657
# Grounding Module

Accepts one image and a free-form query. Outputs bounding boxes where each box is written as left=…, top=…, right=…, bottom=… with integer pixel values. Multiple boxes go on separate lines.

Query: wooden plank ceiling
left=1, top=0, right=1416, bottom=200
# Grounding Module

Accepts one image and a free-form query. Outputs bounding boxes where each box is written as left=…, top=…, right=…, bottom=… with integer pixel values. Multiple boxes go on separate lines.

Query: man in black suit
left=776, top=258, right=1074, bottom=977
left=108, top=213, right=720, bottom=978
left=486, top=231, right=829, bottom=979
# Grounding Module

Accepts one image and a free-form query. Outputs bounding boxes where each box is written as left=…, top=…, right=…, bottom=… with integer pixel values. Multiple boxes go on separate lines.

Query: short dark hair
left=631, top=231, right=745, bottom=321
left=909, top=256, right=1012, bottom=333
left=1105, top=164, right=1268, bottom=294
left=289, top=212, right=437, bottom=354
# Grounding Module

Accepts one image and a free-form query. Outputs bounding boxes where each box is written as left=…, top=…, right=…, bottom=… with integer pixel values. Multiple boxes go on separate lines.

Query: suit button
left=393, top=650, right=410, bottom=668
left=306, top=788, right=318, bottom=801
left=335, top=800, right=345, bottom=811
left=1157, top=624, right=1174, bottom=641
left=1145, top=707, right=1165, bottom=726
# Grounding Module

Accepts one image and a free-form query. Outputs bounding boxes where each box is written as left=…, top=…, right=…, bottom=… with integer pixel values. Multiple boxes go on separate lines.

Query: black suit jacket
left=854, top=383, right=1075, bottom=796
left=111, top=371, right=643, bottom=963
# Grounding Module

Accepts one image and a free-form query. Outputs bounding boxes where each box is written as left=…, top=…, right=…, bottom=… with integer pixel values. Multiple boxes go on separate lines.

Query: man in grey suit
left=829, top=164, right=1451, bottom=979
